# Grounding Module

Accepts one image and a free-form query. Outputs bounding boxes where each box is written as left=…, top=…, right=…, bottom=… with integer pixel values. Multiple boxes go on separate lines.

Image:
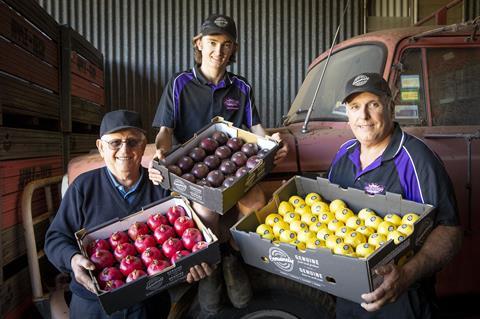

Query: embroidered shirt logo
left=364, top=183, right=385, bottom=195
left=352, top=74, right=369, bottom=87
left=224, top=97, right=240, bottom=110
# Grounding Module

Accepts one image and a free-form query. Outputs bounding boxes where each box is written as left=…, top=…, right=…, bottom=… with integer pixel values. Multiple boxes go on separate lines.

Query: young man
left=149, top=14, right=287, bottom=316
left=45, top=110, right=212, bottom=319
left=328, top=73, right=462, bottom=318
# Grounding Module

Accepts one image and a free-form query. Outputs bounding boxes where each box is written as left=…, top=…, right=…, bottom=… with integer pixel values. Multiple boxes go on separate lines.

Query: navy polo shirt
left=328, top=123, right=459, bottom=227
left=152, top=65, right=261, bottom=144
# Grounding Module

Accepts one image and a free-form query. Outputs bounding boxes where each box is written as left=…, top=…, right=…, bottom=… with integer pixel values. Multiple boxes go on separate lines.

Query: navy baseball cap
left=343, top=73, right=392, bottom=103
left=99, top=110, right=146, bottom=137
left=201, top=14, right=237, bottom=41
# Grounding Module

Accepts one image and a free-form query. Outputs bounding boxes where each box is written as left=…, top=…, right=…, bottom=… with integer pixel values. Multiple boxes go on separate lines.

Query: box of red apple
left=75, top=195, right=220, bottom=315
left=152, top=117, right=280, bottom=214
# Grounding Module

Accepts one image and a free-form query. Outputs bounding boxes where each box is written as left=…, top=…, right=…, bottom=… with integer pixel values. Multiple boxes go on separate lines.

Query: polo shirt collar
left=381, top=122, right=405, bottom=161
left=193, top=64, right=232, bottom=87
left=106, top=167, right=144, bottom=199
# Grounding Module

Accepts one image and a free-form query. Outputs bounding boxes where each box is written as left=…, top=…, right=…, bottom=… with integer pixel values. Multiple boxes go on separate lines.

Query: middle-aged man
left=45, top=110, right=213, bottom=319
left=327, top=73, right=462, bottom=318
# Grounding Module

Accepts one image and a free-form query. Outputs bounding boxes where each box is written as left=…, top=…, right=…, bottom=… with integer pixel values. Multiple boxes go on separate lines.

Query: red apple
left=181, top=173, right=196, bottom=183
left=206, top=170, right=225, bottom=188
left=235, top=166, right=250, bottom=178
left=109, top=231, right=130, bottom=250
left=231, top=151, right=248, bottom=167
left=147, top=213, right=168, bottom=231
left=226, top=137, right=244, bottom=152
left=119, top=255, right=144, bottom=276
left=126, top=269, right=147, bottom=283
left=170, top=250, right=190, bottom=264
left=241, top=143, right=259, bottom=157
left=192, top=241, right=209, bottom=252
left=147, top=259, right=171, bottom=276
left=134, top=234, right=157, bottom=254
left=141, top=247, right=164, bottom=267
left=162, top=238, right=183, bottom=259
left=199, top=137, right=219, bottom=154
left=87, top=239, right=111, bottom=257
left=90, top=249, right=115, bottom=269
left=215, top=145, right=232, bottom=160
left=189, top=147, right=207, bottom=162
left=203, top=155, right=221, bottom=170
left=114, top=242, right=136, bottom=262
left=222, top=176, right=237, bottom=188
left=98, top=267, right=124, bottom=288
left=103, top=279, right=125, bottom=291
left=176, top=155, right=195, bottom=173
left=174, top=216, right=195, bottom=236
left=191, top=162, right=210, bottom=179
left=166, top=205, right=187, bottom=225
left=246, top=155, right=261, bottom=170
left=167, top=164, right=182, bottom=176
left=211, top=131, right=229, bottom=145
left=181, top=228, right=204, bottom=250
left=153, top=224, right=176, bottom=245
left=219, top=160, right=237, bottom=175
left=128, top=222, right=149, bottom=241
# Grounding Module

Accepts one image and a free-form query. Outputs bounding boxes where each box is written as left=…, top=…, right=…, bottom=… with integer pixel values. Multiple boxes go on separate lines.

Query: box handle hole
left=326, top=276, right=336, bottom=284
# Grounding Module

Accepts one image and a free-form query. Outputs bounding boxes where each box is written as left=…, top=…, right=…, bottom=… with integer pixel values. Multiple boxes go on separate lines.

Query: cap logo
left=352, top=75, right=369, bottom=87
left=214, top=17, right=229, bottom=28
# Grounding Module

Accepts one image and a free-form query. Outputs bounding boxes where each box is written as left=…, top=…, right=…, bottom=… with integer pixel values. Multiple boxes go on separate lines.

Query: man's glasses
left=101, top=138, right=143, bottom=150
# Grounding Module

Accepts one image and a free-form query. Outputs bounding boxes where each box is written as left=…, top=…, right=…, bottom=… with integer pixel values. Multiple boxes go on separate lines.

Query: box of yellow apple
left=230, top=175, right=435, bottom=303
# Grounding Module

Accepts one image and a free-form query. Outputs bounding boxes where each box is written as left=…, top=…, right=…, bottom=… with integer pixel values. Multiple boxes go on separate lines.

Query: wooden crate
left=0, top=266, right=32, bottom=318
left=1, top=217, right=50, bottom=266
left=60, top=26, right=105, bottom=133
left=0, top=156, right=63, bottom=229
left=0, top=0, right=60, bottom=127
left=0, top=128, right=63, bottom=160
left=70, top=133, right=98, bottom=154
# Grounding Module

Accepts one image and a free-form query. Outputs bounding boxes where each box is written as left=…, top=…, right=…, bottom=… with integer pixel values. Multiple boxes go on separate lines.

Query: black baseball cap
left=343, top=73, right=391, bottom=103
left=201, top=14, right=237, bottom=41
left=99, top=110, right=146, bottom=137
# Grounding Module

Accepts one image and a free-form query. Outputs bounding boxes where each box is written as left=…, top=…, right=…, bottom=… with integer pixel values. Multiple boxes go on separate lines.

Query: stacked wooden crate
left=0, top=0, right=105, bottom=317
left=60, top=25, right=105, bottom=163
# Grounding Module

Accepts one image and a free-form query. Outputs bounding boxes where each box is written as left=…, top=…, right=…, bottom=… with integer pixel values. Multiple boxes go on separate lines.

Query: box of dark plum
left=75, top=195, right=220, bottom=315
left=152, top=117, right=280, bottom=214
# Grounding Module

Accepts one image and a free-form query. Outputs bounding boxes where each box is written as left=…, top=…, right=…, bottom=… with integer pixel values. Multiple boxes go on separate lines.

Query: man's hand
left=360, top=263, right=412, bottom=312
left=71, top=253, right=96, bottom=293
left=271, top=132, right=288, bottom=165
left=186, top=262, right=215, bottom=283
left=148, top=159, right=164, bottom=185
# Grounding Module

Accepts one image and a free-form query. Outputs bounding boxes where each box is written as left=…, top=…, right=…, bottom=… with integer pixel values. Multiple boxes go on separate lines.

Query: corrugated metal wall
left=37, top=0, right=362, bottom=138
left=465, top=0, right=480, bottom=20
left=370, top=0, right=410, bottom=16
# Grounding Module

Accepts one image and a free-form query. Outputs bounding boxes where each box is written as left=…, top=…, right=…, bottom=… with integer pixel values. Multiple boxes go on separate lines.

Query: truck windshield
left=286, top=44, right=386, bottom=124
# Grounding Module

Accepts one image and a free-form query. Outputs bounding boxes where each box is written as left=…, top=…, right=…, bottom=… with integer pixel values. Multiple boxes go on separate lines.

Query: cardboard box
left=230, top=176, right=435, bottom=304
left=75, top=195, right=220, bottom=315
left=152, top=117, right=279, bottom=214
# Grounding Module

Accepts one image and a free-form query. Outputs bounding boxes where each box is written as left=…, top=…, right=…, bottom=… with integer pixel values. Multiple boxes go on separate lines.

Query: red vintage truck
left=26, top=16, right=479, bottom=319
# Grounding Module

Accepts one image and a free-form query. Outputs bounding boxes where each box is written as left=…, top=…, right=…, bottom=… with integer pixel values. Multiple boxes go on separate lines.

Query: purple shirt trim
left=231, top=76, right=253, bottom=127
left=394, top=146, right=425, bottom=203
left=173, top=72, right=195, bottom=123
left=328, top=139, right=357, bottom=180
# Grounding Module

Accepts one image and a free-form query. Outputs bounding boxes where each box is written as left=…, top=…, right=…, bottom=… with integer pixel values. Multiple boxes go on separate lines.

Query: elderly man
left=328, top=73, right=462, bottom=318
left=45, top=110, right=212, bottom=319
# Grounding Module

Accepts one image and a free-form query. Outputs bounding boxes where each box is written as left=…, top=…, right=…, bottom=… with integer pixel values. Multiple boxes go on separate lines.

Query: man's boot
left=222, top=254, right=253, bottom=308
left=197, top=266, right=224, bottom=317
